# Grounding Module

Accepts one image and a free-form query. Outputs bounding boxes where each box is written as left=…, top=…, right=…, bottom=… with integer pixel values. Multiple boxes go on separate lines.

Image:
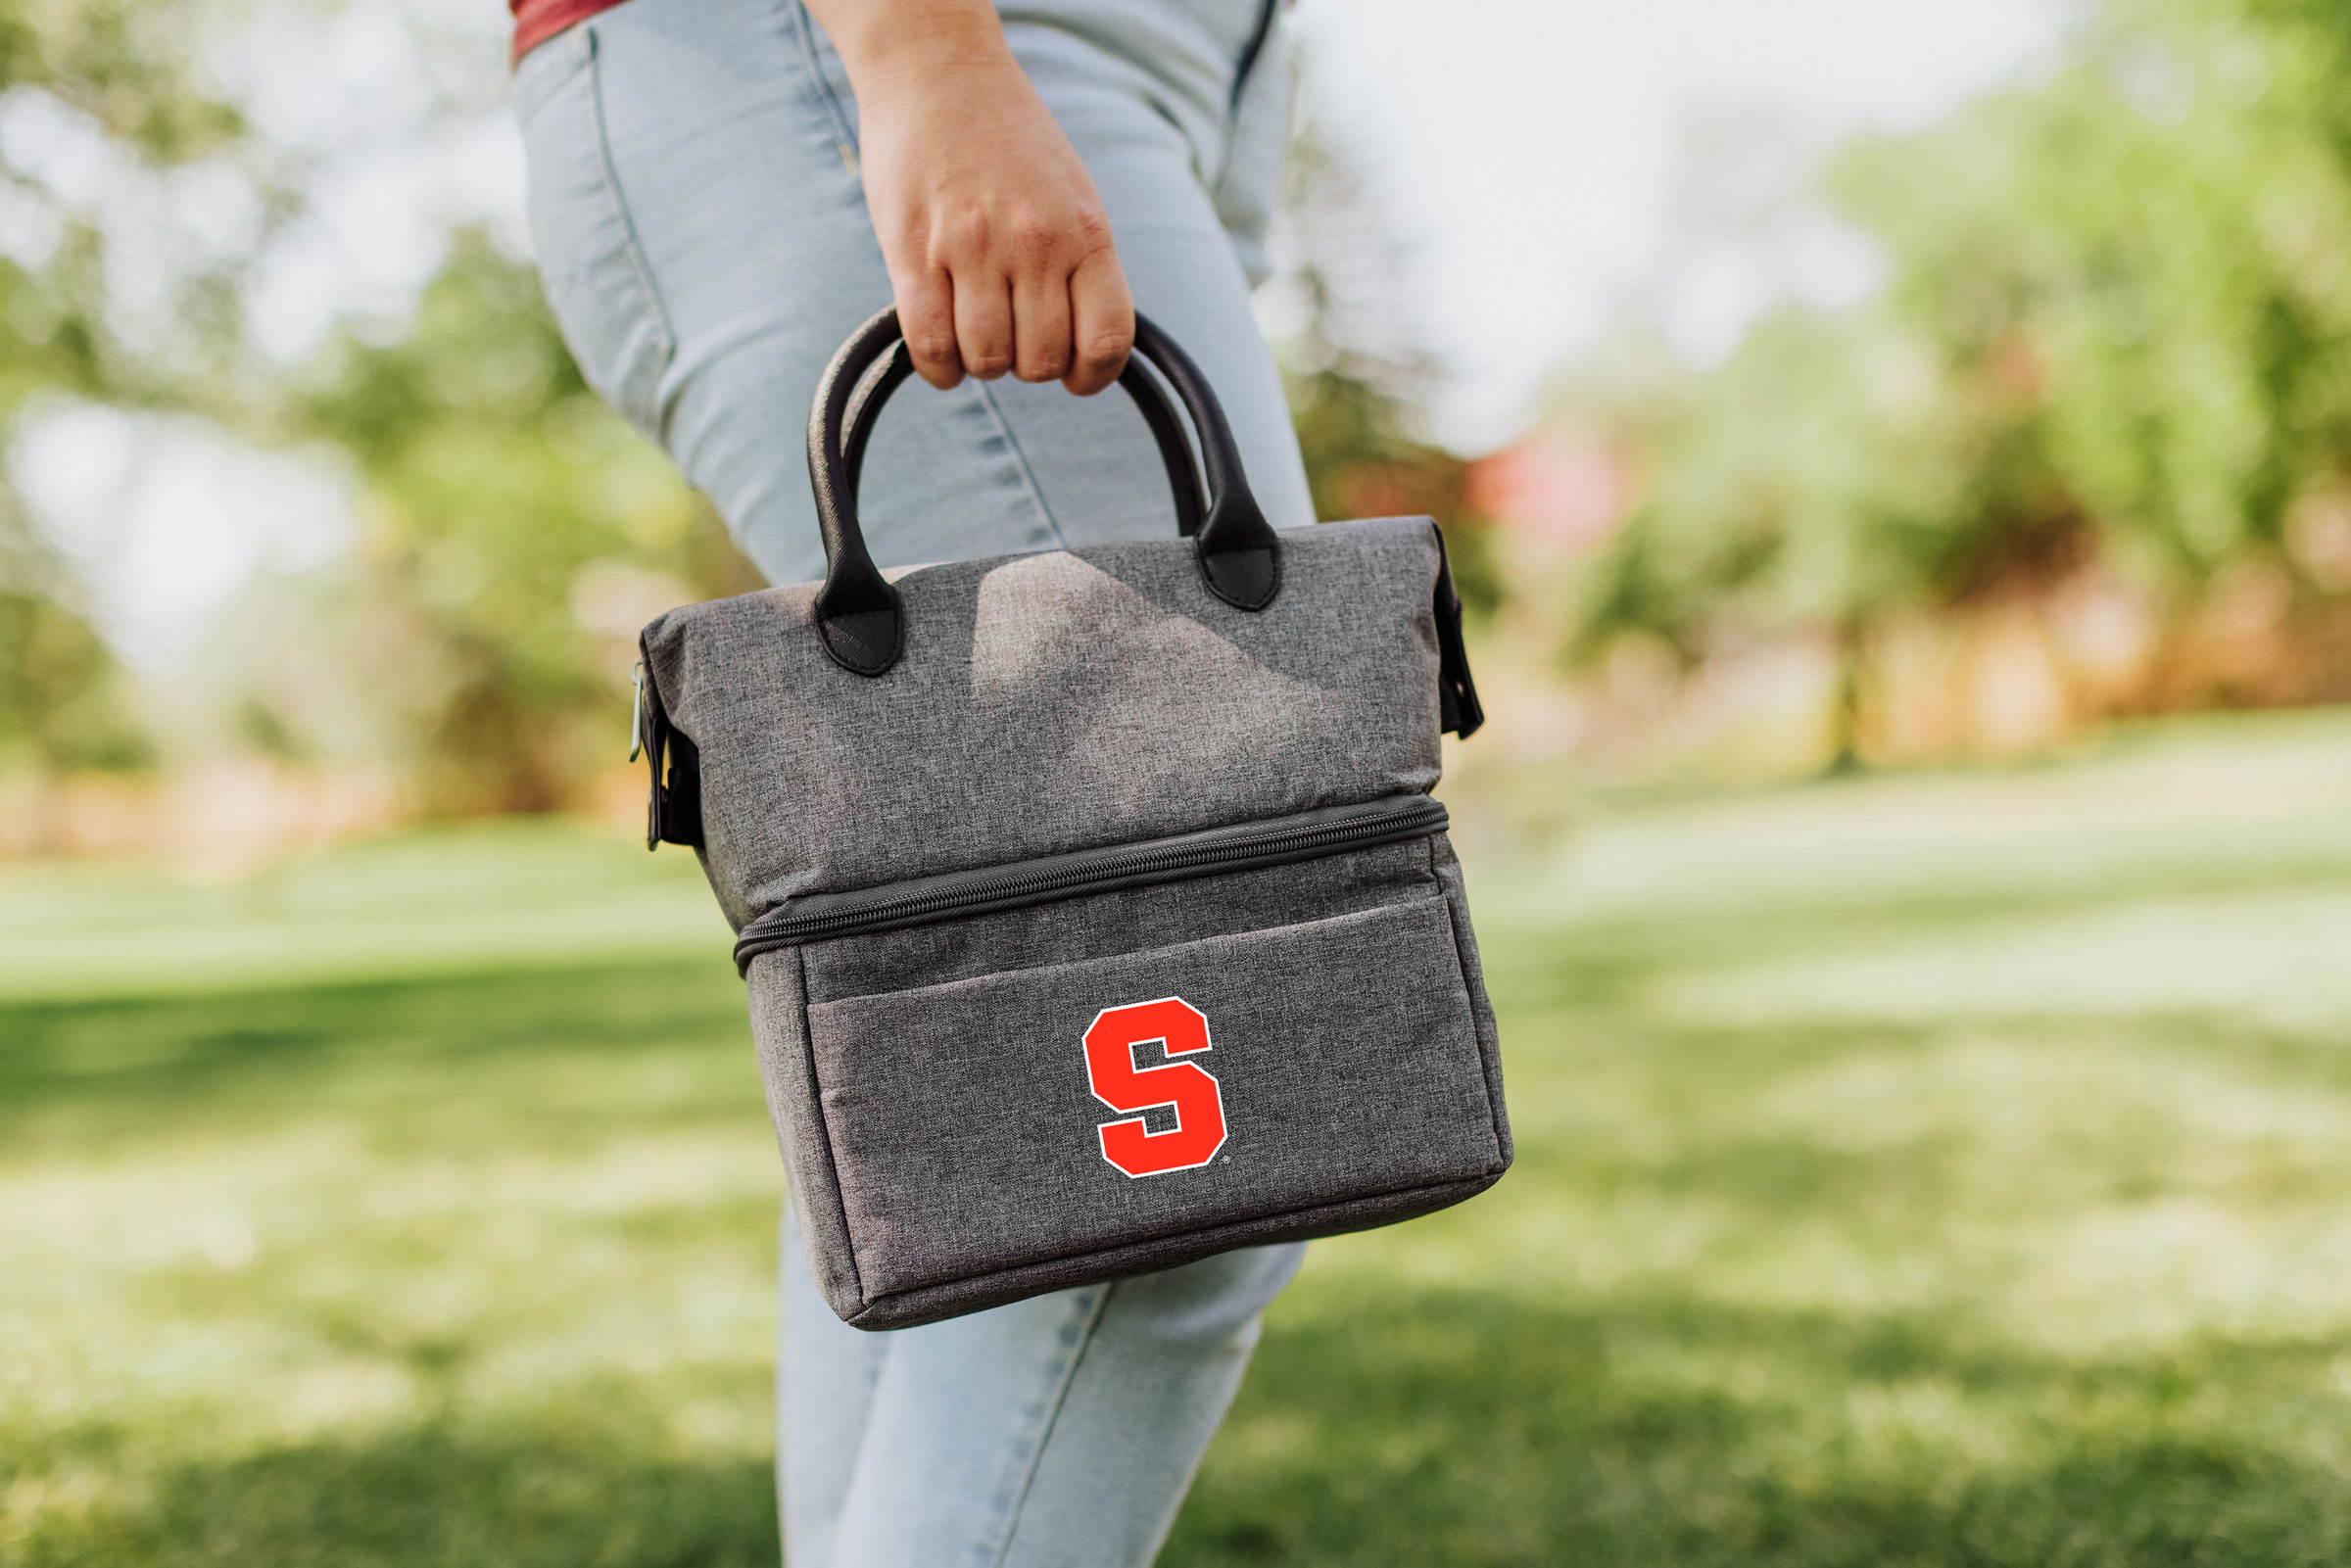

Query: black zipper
left=733, top=793, right=1447, bottom=972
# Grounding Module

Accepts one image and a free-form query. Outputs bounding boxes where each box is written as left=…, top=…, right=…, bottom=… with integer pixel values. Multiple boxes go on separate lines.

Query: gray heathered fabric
left=749, top=837, right=1505, bottom=1329
left=664, top=514, right=1509, bottom=1329
left=1431, top=833, right=1513, bottom=1169
left=796, top=833, right=1441, bottom=1005
left=811, top=895, right=1491, bottom=1298
left=643, top=515, right=1446, bottom=930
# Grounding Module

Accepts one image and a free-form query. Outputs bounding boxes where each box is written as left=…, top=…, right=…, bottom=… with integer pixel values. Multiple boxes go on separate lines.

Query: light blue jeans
left=514, top=3, right=1312, bottom=1562
left=515, top=0, right=1315, bottom=587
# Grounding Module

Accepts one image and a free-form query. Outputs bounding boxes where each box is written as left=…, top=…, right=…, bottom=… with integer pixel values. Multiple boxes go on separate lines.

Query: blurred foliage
left=1571, top=0, right=2351, bottom=738
left=0, top=0, right=753, bottom=812
left=0, top=0, right=264, bottom=778
left=283, top=232, right=756, bottom=814
left=0, top=586, right=152, bottom=772
left=0, top=0, right=268, bottom=407
left=1276, top=123, right=1504, bottom=620
left=26, top=0, right=2351, bottom=806
left=0, top=0, right=246, bottom=160
left=1836, top=0, right=2351, bottom=590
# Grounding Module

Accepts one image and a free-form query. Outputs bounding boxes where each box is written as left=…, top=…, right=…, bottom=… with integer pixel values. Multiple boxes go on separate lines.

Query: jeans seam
left=510, top=23, right=589, bottom=118
left=1212, top=0, right=1281, bottom=187
left=790, top=1, right=862, bottom=156
left=1228, top=0, right=1280, bottom=117
left=982, top=1282, right=1117, bottom=1568
left=581, top=24, right=680, bottom=435
left=973, top=383, right=1072, bottom=548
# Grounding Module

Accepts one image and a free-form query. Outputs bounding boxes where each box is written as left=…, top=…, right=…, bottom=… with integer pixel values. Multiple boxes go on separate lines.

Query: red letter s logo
left=1082, top=996, right=1227, bottom=1177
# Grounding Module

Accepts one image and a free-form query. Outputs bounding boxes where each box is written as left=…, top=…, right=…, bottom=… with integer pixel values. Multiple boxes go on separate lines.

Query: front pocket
left=802, top=894, right=1503, bottom=1300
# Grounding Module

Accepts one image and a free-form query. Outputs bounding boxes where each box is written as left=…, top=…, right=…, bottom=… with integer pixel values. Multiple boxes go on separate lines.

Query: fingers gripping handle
left=805, top=307, right=1281, bottom=677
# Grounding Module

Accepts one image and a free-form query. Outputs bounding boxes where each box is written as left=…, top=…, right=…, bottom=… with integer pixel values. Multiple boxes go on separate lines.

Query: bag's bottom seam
left=855, top=1168, right=1501, bottom=1321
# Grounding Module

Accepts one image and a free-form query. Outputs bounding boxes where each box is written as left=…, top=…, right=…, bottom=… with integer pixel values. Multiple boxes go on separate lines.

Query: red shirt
left=511, top=0, right=629, bottom=64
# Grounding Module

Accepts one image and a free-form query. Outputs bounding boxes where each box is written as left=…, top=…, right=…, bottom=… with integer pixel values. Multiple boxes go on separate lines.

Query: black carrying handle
left=840, top=338, right=1206, bottom=540
left=806, top=307, right=1281, bottom=676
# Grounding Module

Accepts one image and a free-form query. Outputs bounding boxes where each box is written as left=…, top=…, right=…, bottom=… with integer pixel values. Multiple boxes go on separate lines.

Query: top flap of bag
left=642, top=514, right=1447, bottom=929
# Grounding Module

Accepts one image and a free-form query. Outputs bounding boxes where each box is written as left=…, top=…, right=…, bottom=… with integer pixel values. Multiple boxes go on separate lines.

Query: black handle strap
left=1131, top=312, right=1282, bottom=606
left=840, top=338, right=1205, bottom=539
left=806, top=307, right=1280, bottom=677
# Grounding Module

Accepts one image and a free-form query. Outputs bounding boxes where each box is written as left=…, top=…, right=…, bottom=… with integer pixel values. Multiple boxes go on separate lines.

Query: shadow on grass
left=1168, top=1285, right=2351, bottom=1568
left=0, top=958, right=746, bottom=1114
left=15, top=842, right=2351, bottom=1566
left=23, top=1288, right=2346, bottom=1568
left=17, top=1422, right=777, bottom=1568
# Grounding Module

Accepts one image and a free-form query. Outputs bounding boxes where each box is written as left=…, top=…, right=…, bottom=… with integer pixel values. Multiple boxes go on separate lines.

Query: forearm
left=800, top=0, right=1019, bottom=107
left=798, top=0, right=1132, bottom=395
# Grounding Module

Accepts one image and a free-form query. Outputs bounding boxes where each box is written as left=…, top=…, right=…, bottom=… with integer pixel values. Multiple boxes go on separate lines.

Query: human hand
left=808, top=0, right=1133, bottom=396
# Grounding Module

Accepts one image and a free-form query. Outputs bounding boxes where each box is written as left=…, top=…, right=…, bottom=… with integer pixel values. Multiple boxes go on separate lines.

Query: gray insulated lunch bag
left=632, top=309, right=1511, bottom=1330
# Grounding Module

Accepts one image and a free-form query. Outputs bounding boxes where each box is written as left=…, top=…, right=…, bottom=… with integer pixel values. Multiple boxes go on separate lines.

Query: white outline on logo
left=1081, top=995, right=1227, bottom=1178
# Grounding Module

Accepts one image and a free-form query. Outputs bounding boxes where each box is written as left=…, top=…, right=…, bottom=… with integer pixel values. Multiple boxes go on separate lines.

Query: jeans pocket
left=516, top=24, right=676, bottom=441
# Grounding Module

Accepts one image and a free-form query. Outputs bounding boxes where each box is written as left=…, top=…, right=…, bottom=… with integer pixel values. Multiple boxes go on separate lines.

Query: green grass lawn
left=10, top=713, right=2351, bottom=1565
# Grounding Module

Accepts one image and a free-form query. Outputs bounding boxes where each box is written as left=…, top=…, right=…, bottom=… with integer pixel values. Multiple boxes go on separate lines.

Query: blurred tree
left=284, top=230, right=756, bottom=815
left=1274, top=122, right=1502, bottom=619
left=1571, top=0, right=2351, bottom=751
left=0, top=0, right=269, bottom=408
left=1, top=0, right=753, bottom=815
left=1573, top=304, right=2084, bottom=764
left=0, top=0, right=264, bottom=781
left=0, top=592, right=151, bottom=773
left=0, top=509, right=151, bottom=774
left=1835, top=0, right=2351, bottom=594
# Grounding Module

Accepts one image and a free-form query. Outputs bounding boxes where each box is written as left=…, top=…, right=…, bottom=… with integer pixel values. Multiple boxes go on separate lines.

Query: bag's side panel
left=1429, top=833, right=1511, bottom=1168
left=745, top=948, right=870, bottom=1322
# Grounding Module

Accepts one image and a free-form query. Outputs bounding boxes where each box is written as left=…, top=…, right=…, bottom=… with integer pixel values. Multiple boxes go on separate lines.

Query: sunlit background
left=10, top=0, right=2351, bottom=1561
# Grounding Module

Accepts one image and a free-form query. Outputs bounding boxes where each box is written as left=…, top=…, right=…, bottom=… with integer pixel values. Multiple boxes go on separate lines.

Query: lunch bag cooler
left=632, top=308, right=1511, bottom=1330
